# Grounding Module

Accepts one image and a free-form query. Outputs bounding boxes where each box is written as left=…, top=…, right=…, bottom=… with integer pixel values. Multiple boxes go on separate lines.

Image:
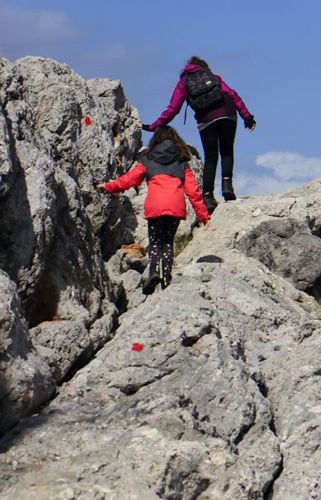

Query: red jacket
left=102, top=143, right=209, bottom=223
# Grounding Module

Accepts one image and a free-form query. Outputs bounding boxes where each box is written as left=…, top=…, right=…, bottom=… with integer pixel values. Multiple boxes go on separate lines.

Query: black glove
left=142, top=123, right=151, bottom=131
left=244, top=115, right=256, bottom=129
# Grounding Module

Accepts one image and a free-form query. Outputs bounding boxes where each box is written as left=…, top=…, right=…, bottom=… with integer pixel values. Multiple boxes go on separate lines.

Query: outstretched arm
left=146, top=79, right=186, bottom=131
left=96, top=163, right=146, bottom=193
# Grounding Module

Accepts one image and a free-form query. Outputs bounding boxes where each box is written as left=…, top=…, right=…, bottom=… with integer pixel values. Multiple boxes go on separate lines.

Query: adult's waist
left=197, top=93, right=237, bottom=124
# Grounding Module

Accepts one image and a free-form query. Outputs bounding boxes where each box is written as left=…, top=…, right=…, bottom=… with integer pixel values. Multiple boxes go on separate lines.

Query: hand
left=244, top=115, right=256, bottom=131
left=96, top=183, right=106, bottom=189
left=142, top=123, right=151, bottom=132
left=201, top=220, right=209, bottom=231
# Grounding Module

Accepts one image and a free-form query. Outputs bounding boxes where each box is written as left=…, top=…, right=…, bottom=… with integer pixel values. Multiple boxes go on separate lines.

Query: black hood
left=140, top=139, right=186, bottom=182
left=149, top=139, right=179, bottom=165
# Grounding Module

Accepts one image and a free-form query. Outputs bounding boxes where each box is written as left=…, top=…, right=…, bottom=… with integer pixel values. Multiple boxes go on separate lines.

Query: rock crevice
left=1, top=56, right=321, bottom=499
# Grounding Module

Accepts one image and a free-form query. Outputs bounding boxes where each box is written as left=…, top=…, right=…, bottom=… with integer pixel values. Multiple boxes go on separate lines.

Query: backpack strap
left=184, top=102, right=189, bottom=125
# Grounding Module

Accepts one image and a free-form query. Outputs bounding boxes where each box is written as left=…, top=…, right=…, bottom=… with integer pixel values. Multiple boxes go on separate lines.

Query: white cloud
left=233, top=151, right=321, bottom=196
left=256, top=151, right=321, bottom=181
left=235, top=173, right=302, bottom=196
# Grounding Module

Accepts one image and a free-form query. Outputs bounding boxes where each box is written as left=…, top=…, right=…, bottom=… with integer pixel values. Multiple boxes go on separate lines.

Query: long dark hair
left=146, top=126, right=191, bottom=162
left=187, top=56, right=210, bottom=69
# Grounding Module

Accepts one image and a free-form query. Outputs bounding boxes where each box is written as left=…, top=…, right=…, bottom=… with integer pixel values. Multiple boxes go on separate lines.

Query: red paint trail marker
left=84, top=116, right=92, bottom=127
left=132, top=342, right=144, bottom=352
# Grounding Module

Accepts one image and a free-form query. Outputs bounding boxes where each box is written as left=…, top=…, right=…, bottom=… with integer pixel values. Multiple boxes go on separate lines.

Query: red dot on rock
left=84, top=116, right=92, bottom=126
left=132, top=342, right=144, bottom=352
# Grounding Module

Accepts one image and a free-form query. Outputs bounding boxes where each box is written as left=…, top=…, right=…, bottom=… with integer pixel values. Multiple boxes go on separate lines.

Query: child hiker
left=97, top=125, right=210, bottom=295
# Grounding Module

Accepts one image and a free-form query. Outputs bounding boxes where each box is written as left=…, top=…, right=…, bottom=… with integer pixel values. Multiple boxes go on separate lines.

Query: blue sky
left=1, top=0, right=321, bottom=196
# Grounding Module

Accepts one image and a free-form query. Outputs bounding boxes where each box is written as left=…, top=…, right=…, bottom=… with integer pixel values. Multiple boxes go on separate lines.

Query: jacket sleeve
left=219, top=76, right=251, bottom=120
left=103, top=163, right=146, bottom=193
left=183, top=169, right=210, bottom=222
left=149, top=79, right=186, bottom=131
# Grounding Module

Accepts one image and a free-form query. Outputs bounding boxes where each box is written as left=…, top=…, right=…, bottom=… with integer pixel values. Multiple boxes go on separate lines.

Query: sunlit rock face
left=1, top=56, right=321, bottom=499
left=0, top=55, right=140, bottom=433
left=0, top=55, right=202, bottom=437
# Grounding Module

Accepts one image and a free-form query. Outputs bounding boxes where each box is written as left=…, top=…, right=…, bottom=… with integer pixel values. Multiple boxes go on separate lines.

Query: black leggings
left=148, top=216, right=180, bottom=277
left=199, top=118, right=237, bottom=194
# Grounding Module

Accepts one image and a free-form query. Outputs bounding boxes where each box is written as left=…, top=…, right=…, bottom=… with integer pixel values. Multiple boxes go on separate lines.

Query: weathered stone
left=0, top=55, right=140, bottom=431
left=1, top=55, right=321, bottom=499
left=0, top=270, right=55, bottom=435
left=29, top=320, right=93, bottom=383
left=0, top=55, right=141, bottom=329
left=236, top=217, right=321, bottom=291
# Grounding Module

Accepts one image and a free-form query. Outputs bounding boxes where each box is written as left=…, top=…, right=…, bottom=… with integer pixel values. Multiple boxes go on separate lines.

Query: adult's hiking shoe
left=203, top=193, right=218, bottom=214
left=222, top=178, right=236, bottom=201
left=142, top=273, right=161, bottom=295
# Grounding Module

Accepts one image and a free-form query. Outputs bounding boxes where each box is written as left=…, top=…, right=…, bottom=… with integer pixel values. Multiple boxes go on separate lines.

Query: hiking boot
left=142, top=273, right=161, bottom=295
left=222, top=178, right=236, bottom=201
left=203, top=193, right=218, bottom=214
left=161, top=274, right=172, bottom=290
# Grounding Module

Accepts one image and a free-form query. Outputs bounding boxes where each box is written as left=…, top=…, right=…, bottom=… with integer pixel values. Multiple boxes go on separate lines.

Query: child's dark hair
left=147, top=126, right=191, bottom=162
left=187, top=56, right=210, bottom=69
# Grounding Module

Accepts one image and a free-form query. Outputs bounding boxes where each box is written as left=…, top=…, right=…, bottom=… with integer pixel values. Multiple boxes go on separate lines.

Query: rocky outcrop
left=1, top=175, right=321, bottom=498
left=1, top=56, right=321, bottom=499
left=0, top=56, right=203, bottom=435
left=0, top=56, right=140, bottom=324
left=0, top=270, right=55, bottom=432
left=0, top=55, right=141, bottom=433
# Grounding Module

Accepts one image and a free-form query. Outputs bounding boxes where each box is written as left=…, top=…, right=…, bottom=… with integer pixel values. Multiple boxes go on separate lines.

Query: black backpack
left=185, top=68, right=224, bottom=118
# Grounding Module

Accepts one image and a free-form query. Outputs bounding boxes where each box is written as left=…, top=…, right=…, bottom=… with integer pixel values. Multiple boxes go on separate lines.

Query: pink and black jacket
left=102, top=139, right=210, bottom=223
left=148, top=63, right=252, bottom=130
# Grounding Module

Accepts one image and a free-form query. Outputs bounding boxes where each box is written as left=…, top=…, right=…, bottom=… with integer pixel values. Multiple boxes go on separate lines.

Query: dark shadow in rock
left=0, top=114, right=35, bottom=288
left=120, top=384, right=140, bottom=396
left=306, top=275, right=321, bottom=304
left=62, top=346, right=94, bottom=383
left=114, top=285, right=128, bottom=315
left=0, top=369, right=11, bottom=437
left=24, top=181, right=106, bottom=327
left=25, top=272, right=60, bottom=328
left=263, top=451, right=284, bottom=500
left=251, top=371, right=268, bottom=397
left=312, top=226, right=321, bottom=238
left=0, top=407, right=63, bottom=452
left=235, top=218, right=321, bottom=294
left=181, top=324, right=213, bottom=347
left=100, top=195, right=138, bottom=261
left=196, top=255, right=223, bottom=264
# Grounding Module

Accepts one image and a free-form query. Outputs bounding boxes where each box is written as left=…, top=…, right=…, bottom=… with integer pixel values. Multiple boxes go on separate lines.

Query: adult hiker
left=97, top=125, right=210, bottom=295
left=141, top=56, right=256, bottom=213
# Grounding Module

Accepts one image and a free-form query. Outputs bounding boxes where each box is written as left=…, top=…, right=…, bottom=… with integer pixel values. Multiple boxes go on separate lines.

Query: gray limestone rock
left=0, top=270, right=55, bottom=435
left=235, top=217, right=321, bottom=292
left=1, top=55, right=321, bottom=499
left=0, top=55, right=140, bottom=431
left=0, top=56, right=141, bottom=328
left=29, top=320, right=93, bottom=383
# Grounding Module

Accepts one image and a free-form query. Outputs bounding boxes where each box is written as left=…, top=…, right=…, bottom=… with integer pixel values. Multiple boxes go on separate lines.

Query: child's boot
left=142, top=273, right=161, bottom=295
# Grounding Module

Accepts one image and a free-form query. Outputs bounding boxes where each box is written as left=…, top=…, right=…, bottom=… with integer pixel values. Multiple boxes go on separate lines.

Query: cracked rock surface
left=1, top=56, right=321, bottom=499
left=1, top=180, right=321, bottom=498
